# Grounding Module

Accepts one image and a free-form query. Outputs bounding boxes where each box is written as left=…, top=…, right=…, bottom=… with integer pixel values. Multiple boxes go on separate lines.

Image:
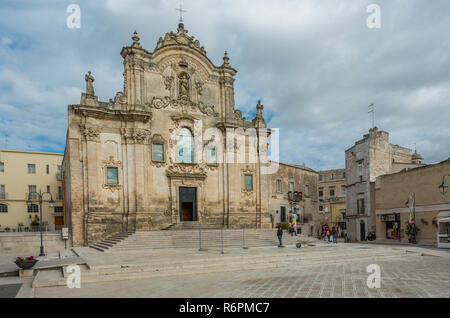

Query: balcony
left=26, top=192, right=37, bottom=200
left=288, top=191, right=302, bottom=202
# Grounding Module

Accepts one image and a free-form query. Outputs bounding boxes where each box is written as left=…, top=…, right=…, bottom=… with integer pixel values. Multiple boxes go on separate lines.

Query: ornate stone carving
left=198, top=101, right=218, bottom=116
left=178, top=72, right=190, bottom=101
left=165, top=163, right=207, bottom=179
left=133, top=129, right=150, bottom=144
left=114, top=92, right=127, bottom=105
left=155, top=23, right=207, bottom=57
left=80, top=124, right=100, bottom=142
left=195, top=81, right=203, bottom=96
left=252, top=100, right=266, bottom=128
left=163, top=76, right=173, bottom=91
left=150, top=96, right=171, bottom=109
left=148, top=96, right=217, bottom=117
left=121, top=128, right=150, bottom=144
left=85, top=71, right=95, bottom=96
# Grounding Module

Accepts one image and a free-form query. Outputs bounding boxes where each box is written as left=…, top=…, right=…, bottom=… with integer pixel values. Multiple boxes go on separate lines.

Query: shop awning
left=438, top=217, right=450, bottom=223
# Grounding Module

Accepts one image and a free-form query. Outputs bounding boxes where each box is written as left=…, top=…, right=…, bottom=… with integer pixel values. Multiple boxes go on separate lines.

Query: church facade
left=63, top=24, right=277, bottom=246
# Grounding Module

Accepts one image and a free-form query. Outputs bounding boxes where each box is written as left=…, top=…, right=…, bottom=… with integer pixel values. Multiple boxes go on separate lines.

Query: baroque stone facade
left=63, top=24, right=275, bottom=246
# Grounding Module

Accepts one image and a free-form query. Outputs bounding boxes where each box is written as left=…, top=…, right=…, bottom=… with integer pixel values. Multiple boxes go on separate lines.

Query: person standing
left=326, top=228, right=331, bottom=242
left=332, top=227, right=337, bottom=244
left=277, top=227, right=283, bottom=246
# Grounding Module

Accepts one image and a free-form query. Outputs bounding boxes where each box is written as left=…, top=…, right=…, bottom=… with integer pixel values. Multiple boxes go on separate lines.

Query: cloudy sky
left=0, top=0, right=449, bottom=170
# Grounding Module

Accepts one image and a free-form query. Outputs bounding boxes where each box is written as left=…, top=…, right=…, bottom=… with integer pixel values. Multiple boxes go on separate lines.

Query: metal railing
left=198, top=224, right=252, bottom=253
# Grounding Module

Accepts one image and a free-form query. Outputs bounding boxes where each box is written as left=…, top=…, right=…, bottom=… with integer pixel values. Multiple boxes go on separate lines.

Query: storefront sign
left=381, top=214, right=395, bottom=222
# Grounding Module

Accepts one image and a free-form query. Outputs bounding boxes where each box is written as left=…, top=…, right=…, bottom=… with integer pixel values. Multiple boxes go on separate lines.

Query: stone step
left=89, top=245, right=105, bottom=252
left=33, top=251, right=413, bottom=288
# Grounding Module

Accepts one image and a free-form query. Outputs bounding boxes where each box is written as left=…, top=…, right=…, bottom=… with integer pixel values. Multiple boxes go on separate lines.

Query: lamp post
left=27, top=189, right=55, bottom=256
left=439, top=174, right=450, bottom=195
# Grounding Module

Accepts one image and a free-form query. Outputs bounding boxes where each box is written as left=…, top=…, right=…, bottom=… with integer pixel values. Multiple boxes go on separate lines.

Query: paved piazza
left=1, top=242, right=448, bottom=298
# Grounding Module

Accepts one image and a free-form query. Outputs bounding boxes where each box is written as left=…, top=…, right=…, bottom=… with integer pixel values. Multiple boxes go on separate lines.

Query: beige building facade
left=269, top=163, right=318, bottom=236
left=345, top=127, right=424, bottom=241
left=317, top=169, right=347, bottom=236
left=63, top=24, right=276, bottom=246
left=375, top=158, right=450, bottom=245
left=0, top=149, right=64, bottom=231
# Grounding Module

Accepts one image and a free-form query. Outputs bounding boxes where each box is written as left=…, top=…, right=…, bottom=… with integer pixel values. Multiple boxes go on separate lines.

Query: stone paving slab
left=4, top=243, right=449, bottom=298
left=30, top=254, right=450, bottom=298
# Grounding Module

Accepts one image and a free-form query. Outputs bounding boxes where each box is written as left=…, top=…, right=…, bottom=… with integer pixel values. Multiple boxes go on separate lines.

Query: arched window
left=177, top=128, right=194, bottom=163
left=0, top=204, right=7, bottom=213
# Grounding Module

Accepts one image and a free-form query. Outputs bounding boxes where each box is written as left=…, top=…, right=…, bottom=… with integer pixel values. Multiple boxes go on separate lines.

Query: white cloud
left=0, top=0, right=449, bottom=168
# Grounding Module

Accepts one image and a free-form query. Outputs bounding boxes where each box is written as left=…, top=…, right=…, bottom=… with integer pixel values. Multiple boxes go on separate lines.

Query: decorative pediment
left=165, top=163, right=207, bottom=179
left=151, top=134, right=166, bottom=144
left=155, top=23, right=207, bottom=57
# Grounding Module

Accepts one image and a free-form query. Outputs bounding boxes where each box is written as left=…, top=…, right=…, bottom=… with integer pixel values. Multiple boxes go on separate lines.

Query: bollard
left=199, top=222, right=202, bottom=251
left=221, top=227, right=224, bottom=254
left=243, top=225, right=248, bottom=249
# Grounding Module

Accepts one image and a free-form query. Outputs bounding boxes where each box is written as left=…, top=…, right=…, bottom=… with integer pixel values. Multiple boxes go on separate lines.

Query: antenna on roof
left=368, top=103, right=375, bottom=128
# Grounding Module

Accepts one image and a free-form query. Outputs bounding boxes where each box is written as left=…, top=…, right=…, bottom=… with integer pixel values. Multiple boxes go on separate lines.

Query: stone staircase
left=89, top=232, right=135, bottom=252
left=90, top=229, right=306, bottom=252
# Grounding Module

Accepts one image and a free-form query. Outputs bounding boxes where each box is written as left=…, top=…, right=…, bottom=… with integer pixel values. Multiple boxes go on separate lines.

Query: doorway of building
left=280, top=206, right=286, bottom=223
left=179, top=187, right=197, bottom=222
left=54, top=216, right=64, bottom=231
left=360, top=221, right=366, bottom=241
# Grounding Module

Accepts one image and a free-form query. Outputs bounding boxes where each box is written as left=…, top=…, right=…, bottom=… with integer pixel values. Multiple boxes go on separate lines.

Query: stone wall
left=345, top=127, right=419, bottom=241
left=0, top=233, right=67, bottom=254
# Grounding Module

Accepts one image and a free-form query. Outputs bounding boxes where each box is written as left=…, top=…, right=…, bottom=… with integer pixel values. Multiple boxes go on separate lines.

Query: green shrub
left=276, top=222, right=290, bottom=230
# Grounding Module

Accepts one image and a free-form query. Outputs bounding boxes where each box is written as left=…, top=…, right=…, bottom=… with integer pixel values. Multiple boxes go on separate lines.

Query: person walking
left=332, top=227, right=338, bottom=244
left=277, top=226, right=283, bottom=246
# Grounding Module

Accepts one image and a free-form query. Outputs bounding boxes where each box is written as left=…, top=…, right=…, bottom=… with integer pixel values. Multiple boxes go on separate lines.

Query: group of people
left=321, top=226, right=338, bottom=244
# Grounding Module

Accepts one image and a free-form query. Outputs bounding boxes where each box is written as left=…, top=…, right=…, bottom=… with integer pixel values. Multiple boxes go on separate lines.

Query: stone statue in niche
left=178, top=72, right=190, bottom=100
left=85, top=71, right=95, bottom=96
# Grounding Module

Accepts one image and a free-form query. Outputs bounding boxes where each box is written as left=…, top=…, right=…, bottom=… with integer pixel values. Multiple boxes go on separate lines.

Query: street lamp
left=439, top=174, right=450, bottom=195
left=27, top=189, right=55, bottom=256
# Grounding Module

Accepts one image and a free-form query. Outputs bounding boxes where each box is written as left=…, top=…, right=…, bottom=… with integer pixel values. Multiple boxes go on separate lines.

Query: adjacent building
left=375, top=158, right=450, bottom=244
left=345, top=127, right=424, bottom=241
left=269, top=162, right=318, bottom=236
left=317, top=169, right=347, bottom=236
left=0, top=149, right=64, bottom=230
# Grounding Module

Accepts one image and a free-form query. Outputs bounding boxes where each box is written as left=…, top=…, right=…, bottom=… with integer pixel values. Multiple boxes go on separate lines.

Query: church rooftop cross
left=176, top=2, right=187, bottom=24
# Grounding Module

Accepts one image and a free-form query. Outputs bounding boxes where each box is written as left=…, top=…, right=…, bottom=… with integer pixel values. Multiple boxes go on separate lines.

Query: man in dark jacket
left=277, top=227, right=283, bottom=246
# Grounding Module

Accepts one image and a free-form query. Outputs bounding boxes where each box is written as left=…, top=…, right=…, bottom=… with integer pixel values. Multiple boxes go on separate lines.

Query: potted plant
left=5, top=227, right=10, bottom=232
left=15, top=256, right=38, bottom=269
left=29, top=215, right=40, bottom=232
